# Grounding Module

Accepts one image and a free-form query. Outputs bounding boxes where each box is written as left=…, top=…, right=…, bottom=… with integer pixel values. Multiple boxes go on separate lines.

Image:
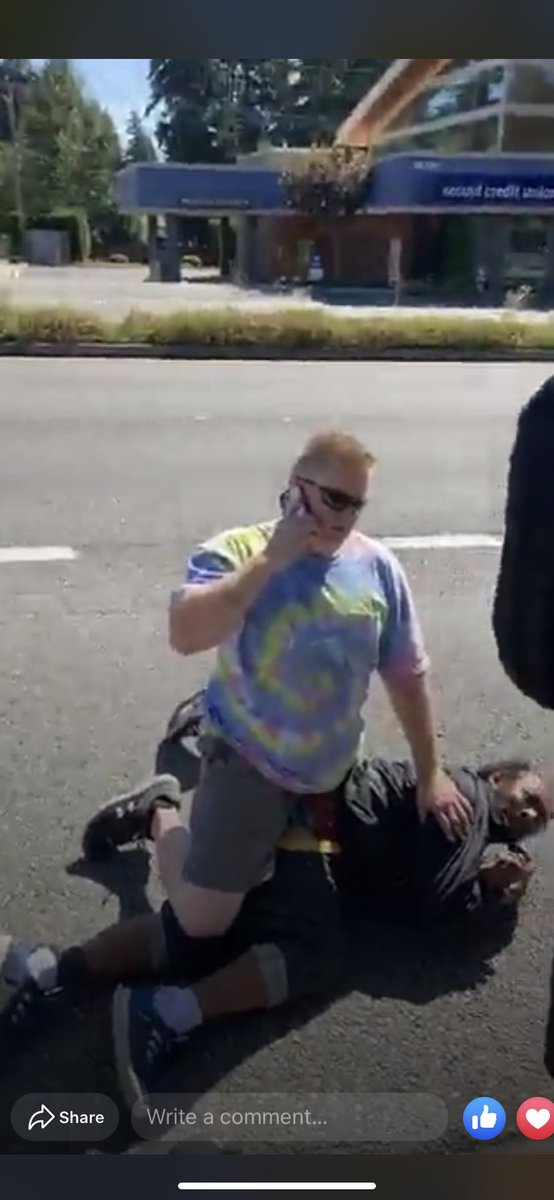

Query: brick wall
left=255, top=214, right=415, bottom=285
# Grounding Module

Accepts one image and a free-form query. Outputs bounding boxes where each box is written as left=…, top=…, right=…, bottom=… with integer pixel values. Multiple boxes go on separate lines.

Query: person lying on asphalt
left=0, top=755, right=549, bottom=1111
left=160, top=428, right=472, bottom=945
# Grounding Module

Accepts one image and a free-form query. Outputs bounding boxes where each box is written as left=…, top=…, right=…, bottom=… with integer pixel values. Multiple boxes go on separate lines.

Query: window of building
left=507, top=61, right=554, bottom=106
left=387, top=64, right=506, bottom=134
left=509, top=220, right=548, bottom=256
left=502, top=112, right=554, bottom=152
left=378, top=115, right=501, bottom=156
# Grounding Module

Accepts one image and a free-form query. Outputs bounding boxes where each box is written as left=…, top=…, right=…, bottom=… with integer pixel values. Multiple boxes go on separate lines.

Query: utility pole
left=2, top=74, right=26, bottom=249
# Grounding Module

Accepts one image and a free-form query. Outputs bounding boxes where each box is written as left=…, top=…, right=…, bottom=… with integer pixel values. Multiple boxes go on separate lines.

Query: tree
left=281, top=146, right=371, bottom=216
left=124, top=110, right=157, bottom=163
left=269, top=60, right=392, bottom=147
left=148, top=59, right=391, bottom=163
left=0, top=59, right=36, bottom=240
left=19, top=61, right=121, bottom=220
left=0, top=59, right=35, bottom=142
left=148, top=60, right=227, bottom=162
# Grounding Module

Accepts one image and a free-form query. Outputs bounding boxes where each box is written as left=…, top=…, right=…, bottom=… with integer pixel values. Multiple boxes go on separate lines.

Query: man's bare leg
left=83, top=783, right=243, bottom=942
left=152, top=806, right=244, bottom=939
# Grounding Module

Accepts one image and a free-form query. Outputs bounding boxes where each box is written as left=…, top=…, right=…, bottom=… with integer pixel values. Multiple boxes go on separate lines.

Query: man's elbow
left=380, top=665, right=429, bottom=693
left=168, top=602, right=218, bottom=656
left=169, top=600, right=196, bottom=656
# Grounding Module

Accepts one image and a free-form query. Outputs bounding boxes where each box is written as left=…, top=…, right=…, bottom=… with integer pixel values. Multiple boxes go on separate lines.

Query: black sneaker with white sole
left=82, top=774, right=182, bottom=860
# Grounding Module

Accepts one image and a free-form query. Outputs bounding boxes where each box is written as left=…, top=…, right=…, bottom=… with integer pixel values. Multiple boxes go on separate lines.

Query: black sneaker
left=112, top=985, right=187, bottom=1111
left=0, top=978, right=65, bottom=1047
left=165, top=689, right=205, bottom=746
left=82, top=775, right=182, bottom=860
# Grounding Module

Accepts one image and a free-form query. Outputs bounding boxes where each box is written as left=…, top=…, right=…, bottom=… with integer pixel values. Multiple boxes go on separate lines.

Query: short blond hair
left=295, top=430, right=376, bottom=473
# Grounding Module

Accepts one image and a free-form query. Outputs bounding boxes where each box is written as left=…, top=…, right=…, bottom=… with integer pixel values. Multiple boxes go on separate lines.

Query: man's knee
left=169, top=881, right=244, bottom=939
left=267, top=934, right=341, bottom=1006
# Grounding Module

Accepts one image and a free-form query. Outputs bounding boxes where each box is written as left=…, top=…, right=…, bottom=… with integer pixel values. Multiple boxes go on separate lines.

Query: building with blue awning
left=116, top=61, right=554, bottom=297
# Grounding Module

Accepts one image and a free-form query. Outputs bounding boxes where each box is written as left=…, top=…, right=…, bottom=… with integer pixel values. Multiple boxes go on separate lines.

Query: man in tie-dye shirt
left=69, top=429, right=474, bottom=1104
left=145, top=429, right=472, bottom=946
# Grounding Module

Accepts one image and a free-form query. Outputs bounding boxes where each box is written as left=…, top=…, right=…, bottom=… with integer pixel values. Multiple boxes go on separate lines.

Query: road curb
left=2, top=341, right=554, bottom=363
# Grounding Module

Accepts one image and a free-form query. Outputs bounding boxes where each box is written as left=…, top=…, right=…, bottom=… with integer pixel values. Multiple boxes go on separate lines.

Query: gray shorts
left=183, top=733, right=293, bottom=893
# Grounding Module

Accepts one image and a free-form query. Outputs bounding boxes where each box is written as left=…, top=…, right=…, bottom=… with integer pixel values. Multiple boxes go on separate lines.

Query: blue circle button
left=463, top=1096, right=506, bottom=1140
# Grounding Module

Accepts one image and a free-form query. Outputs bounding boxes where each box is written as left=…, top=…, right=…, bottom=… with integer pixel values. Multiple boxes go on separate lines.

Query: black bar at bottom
left=1, top=1153, right=553, bottom=1200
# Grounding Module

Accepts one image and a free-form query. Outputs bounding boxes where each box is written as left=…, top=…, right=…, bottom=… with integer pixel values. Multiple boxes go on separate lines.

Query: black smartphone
left=279, top=482, right=313, bottom=516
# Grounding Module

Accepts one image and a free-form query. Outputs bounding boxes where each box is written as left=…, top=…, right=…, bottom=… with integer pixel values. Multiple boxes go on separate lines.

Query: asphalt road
left=1, top=359, right=554, bottom=1159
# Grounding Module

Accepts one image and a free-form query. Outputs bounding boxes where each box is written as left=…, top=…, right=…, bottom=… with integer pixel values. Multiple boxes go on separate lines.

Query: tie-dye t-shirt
left=184, top=523, right=429, bottom=793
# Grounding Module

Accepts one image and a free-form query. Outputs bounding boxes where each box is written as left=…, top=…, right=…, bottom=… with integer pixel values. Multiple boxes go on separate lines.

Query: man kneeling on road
left=0, top=755, right=550, bottom=1110
left=138, top=429, right=471, bottom=950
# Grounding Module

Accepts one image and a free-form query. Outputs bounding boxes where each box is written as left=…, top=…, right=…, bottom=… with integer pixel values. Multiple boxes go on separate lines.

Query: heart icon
left=526, top=1108, right=550, bottom=1130
left=517, top=1097, right=554, bottom=1139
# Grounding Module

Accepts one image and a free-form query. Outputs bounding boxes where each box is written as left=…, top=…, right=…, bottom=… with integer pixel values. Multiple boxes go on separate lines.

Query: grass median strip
left=1, top=301, right=554, bottom=355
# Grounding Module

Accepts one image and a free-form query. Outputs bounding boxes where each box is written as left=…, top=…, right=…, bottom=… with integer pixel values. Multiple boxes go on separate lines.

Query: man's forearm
left=381, top=670, right=440, bottom=783
left=170, top=552, right=275, bottom=655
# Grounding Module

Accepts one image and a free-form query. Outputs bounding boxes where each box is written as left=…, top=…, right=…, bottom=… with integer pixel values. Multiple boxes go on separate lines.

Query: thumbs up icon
left=464, top=1097, right=506, bottom=1140
left=472, top=1105, right=497, bottom=1130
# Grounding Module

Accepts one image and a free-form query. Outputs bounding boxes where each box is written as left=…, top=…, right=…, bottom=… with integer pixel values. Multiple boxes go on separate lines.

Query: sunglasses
left=296, top=476, right=366, bottom=515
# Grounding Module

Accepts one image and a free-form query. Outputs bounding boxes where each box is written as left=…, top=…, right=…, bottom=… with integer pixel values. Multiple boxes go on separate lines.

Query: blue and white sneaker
left=112, top=985, right=187, bottom=1111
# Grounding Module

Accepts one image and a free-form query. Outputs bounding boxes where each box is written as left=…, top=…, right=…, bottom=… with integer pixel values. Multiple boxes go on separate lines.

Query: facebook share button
left=463, top=1096, right=506, bottom=1141
left=11, top=1093, right=119, bottom=1142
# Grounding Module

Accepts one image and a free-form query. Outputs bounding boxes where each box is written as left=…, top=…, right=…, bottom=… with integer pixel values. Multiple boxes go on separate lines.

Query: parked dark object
left=493, top=374, right=554, bottom=709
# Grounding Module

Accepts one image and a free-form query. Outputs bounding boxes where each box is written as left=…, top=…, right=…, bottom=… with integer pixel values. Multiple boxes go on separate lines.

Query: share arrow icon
left=28, top=1104, right=56, bottom=1131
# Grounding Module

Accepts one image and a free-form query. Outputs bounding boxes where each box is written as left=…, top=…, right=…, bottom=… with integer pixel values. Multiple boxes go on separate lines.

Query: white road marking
left=384, top=533, right=501, bottom=550
left=0, top=546, right=78, bottom=564
left=0, top=535, right=502, bottom=566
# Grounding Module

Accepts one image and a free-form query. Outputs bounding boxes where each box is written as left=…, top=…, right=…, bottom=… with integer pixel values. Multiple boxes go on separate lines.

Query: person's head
left=479, top=760, right=554, bottom=840
left=289, top=430, right=376, bottom=556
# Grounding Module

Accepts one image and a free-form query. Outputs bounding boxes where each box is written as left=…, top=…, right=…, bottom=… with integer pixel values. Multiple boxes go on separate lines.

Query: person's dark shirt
left=339, top=757, right=495, bottom=919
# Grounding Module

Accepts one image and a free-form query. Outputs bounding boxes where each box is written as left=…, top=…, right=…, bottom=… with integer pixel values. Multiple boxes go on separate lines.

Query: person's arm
left=380, top=670, right=438, bottom=783
left=170, top=506, right=316, bottom=656
left=170, top=550, right=277, bottom=655
left=377, top=551, right=473, bottom=839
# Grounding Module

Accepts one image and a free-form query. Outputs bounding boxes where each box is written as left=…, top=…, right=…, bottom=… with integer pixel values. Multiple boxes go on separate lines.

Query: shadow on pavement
left=0, top=735, right=521, bottom=1156
left=67, top=846, right=154, bottom=920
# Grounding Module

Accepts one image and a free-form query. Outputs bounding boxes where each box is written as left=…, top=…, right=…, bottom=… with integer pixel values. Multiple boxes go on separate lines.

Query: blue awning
left=116, top=154, right=554, bottom=217
left=365, top=154, right=554, bottom=210
left=116, top=163, right=286, bottom=214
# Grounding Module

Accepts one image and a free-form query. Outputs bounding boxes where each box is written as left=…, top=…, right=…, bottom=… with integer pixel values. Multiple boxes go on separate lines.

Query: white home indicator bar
left=178, top=1185, right=376, bottom=1191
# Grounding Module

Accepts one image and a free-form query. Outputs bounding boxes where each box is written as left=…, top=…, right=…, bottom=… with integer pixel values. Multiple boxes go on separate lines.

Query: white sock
left=2, top=942, right=58, bottom=991
left=27, top=946, right=59, bottom=991
left=153, top=986, right=203, bottom=1035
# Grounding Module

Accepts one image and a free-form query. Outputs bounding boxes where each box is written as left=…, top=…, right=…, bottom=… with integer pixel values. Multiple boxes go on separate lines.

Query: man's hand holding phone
left=266, top=485, right=318, bottom=570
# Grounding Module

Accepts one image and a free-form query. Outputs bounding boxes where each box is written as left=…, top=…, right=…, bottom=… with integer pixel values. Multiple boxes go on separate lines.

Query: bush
left=281, top=147, right=371, bottom=217
left=0, top=301, right=554, bottom=356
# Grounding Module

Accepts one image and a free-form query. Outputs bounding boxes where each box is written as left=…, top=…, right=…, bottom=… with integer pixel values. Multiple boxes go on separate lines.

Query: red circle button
left=516, top=1097, right=554, bottom=1140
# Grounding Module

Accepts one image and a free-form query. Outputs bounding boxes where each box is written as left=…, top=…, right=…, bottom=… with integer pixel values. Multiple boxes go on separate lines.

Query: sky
left=32, top=59, right=154, bottom=141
